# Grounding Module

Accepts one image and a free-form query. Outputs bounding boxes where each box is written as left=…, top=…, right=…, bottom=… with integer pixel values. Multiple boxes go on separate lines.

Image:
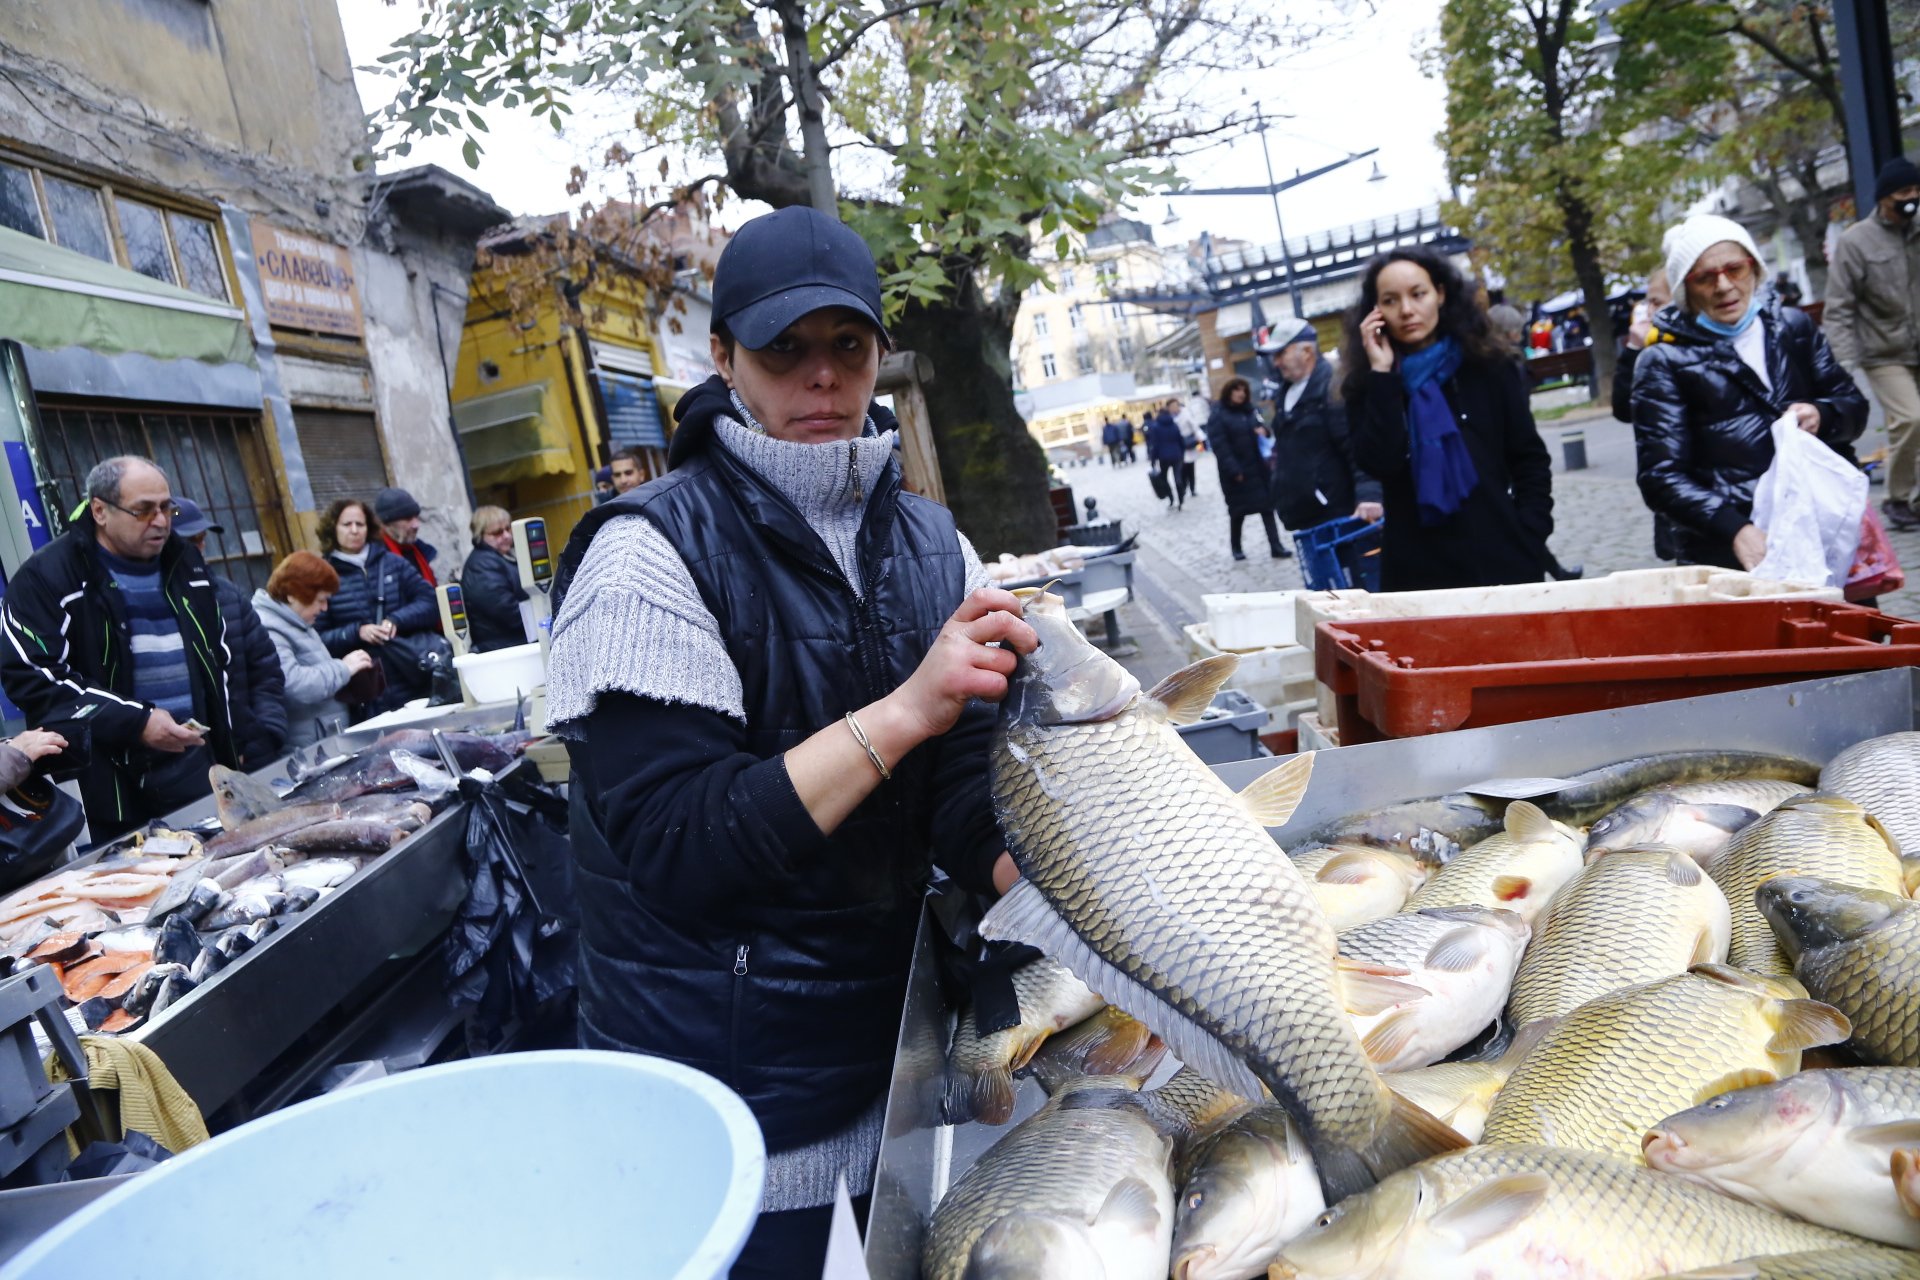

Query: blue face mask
left=1695, top=298, right=1759, bottom=338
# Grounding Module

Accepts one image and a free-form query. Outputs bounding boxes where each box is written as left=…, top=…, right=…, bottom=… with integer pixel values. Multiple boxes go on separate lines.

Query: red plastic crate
left=1314, top=600, right=1920, bottom=744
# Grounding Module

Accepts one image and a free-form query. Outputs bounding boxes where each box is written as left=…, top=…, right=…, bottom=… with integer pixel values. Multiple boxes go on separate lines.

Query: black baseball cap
left=172, top=498, right=223, bottom=538
left=711, top=206, right=889, bottom=350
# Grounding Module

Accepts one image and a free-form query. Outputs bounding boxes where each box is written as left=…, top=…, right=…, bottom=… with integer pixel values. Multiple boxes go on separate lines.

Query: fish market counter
left=864, top=668, right=1920, bottom=1278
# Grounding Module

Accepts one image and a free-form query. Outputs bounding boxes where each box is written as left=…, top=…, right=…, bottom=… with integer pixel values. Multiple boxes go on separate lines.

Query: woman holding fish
left=546, top=206, right=1037, bottom=1278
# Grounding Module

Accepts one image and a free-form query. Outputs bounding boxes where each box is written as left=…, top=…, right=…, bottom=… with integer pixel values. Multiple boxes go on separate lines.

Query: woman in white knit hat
left=1630, top=213, right=1867, bottom=570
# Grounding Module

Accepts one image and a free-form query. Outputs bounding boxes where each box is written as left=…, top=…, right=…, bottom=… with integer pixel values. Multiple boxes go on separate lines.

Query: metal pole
left=1833, top=0, right=1902, bottom=218
left=1255, top=114, right=1305, bottom=319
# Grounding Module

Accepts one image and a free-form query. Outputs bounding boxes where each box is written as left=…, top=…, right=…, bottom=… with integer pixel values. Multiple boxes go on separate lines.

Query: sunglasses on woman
left=1685, top=258, right=1755, bottom=290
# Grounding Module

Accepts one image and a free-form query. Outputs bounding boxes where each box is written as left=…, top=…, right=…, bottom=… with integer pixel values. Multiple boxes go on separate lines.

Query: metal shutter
left=293, top=409, right=389, bottom=508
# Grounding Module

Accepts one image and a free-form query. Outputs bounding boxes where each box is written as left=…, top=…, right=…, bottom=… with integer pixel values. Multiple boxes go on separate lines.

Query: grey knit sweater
left=547, top=402, right=987, bottom=1209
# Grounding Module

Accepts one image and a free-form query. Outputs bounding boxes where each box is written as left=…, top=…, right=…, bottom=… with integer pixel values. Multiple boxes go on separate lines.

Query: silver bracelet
left=844, top=711, right=892, bottom=782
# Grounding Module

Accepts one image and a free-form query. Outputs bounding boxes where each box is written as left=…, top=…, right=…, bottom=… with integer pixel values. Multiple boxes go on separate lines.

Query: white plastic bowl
left=454, top=641, right=545, bottom=704
left=1, top=1051, right=764, bottom=1279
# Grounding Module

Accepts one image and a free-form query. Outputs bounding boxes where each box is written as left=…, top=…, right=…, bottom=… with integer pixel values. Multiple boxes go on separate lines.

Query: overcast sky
left=338, top=0, right=1453, bottom=251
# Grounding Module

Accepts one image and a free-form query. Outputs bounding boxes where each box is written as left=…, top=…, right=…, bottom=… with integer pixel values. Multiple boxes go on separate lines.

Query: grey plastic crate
left=1174, top=689, right=1269, bottom=764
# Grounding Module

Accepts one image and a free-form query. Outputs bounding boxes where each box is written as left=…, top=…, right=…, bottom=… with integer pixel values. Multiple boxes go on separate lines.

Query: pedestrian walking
left=1343, top=247, right=1556, bottom=591
left=1634, top=214, right=1867, bottom=570
left=1101, top=418, right=1123, bottom=466
left=1118, top=415, right=1137, bottom=463
left=175, top=499, right=285, bottom=769
left=1265, top=320, right=1377, bottom=539
left=254, top=551, right=377, bottom=752
left=459, top=505, right=531, bottom=652
left=313, top=497, right=442, bottom=716
left=547, top=204, right=1034, bottom=1278
left=0, top=457, right=237, bottom=841
left=1204, top=378, right=1287, bottom=561
left=1143, top=403, right=1185, bottom=508
left=1824, top=156, right=1920, bottom=530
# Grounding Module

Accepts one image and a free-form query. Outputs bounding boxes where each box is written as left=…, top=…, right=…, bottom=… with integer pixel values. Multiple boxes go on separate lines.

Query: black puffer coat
left=1349, top=354, right=1555, bottom=592
left=1269, top=358, right=1381, bottom=531
left=458, top=544, right=530, bottom=653
left=213, top=576, right=286, bottom=768
left=1632, top=297, right=1868, bottom=568
left=555, top=375, right=1002, bottom=1155
left=316, top=546, right=440, bottom=711
left=1204, top=400, right=1270, bottom=516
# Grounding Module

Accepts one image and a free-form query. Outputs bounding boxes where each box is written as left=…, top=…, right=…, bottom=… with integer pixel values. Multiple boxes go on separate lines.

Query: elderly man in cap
left=374, top=487, right=438, bottom=587
left=0, top=457, right=239, bottom=839
left=1263, top=319, right=1382, bottom=535
left=175, top=500, right=286, bottom=768
left=1827, top=156, right=1920, bottom=530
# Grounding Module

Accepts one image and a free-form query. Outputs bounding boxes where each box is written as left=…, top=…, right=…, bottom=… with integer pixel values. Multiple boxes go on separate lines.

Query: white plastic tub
left=454, top=641, right=545, bottom=704
left=1, top=1051, right=764, bottom=1280
left=1202, top=590, right=1302, bottom=652
left=1296, top=567, right=1847, bottom=723
left=1184, top=622, right=1315, bottom=725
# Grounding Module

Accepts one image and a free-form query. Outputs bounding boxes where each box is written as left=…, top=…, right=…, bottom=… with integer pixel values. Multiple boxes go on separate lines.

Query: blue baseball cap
left=172, top=498, right=222, bottom=538
left=711, top=206, right=889, bottom=350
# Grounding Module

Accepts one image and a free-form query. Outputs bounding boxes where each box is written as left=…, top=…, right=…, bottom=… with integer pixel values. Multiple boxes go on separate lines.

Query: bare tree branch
left=814, top=0, right=949, bottom=73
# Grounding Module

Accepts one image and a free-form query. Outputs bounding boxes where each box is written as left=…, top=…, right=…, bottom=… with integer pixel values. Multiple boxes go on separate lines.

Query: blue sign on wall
left=595, top=371, right=667, bottom=450
left=4, top=441, right=48, bottom=551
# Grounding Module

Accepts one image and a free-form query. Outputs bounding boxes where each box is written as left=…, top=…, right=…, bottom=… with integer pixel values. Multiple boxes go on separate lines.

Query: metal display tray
left=863, top=667, right=1920, bottom=1278
left=99, top=705, right=525, bottom=1116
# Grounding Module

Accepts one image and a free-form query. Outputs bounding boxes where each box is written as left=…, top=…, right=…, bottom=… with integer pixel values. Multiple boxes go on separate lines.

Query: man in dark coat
left=0, top=458, right=238, bottom=840
left=176, top=500, right=286, bottom=768
left=1266, top=322, right=1381, bottom=533
left=375, top=487, right=439, bottom=591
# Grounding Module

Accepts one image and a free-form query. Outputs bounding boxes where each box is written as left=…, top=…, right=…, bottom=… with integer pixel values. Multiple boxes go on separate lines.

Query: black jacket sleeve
left=462, top=547, right=530, bottom=650
left=1611, top=345, right=1641, bottom=424
left=577, top=692, right=828, bottom=920
left=1793, top=311, right=1869, bottom=447
left=241, top=599, right=287, bottom=760
left=1349, top=370, right=1413, bottom=481
left=1319, top=397, right=1382, bottom=507
left=379, top=554, right=442, bottom=636
left=1632, top=345, right=1751, bottom=542
left=919, top=697, right=1005, bottom=896
left=0, top=552, right=149, bottom=748
left=1497, top=359, right=1555, bottom=541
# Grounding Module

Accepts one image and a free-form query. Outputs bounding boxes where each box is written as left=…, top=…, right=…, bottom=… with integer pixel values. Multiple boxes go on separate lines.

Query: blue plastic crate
left=1294, top=517, right=1384, bottom=592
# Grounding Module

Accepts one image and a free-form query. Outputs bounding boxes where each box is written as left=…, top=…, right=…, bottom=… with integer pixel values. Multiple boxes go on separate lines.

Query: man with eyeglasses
left=0, top=456, right=238, bottom=841
left=1826, top=156, right=1920, bottom=531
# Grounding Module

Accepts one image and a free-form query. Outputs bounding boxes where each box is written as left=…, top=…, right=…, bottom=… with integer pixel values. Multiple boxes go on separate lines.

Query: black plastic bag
left=442, top=772, right=577, bottom=1052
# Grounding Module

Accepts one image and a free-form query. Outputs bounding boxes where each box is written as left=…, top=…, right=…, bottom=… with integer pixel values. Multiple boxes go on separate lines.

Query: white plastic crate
left=1201, top=591, right=1302, bottom=652
left=1184, top=621, right=1315, bottom=719
left=1296, top=566, right=1847, bottom=724
left=1296, top=711, right=1340, bottom=753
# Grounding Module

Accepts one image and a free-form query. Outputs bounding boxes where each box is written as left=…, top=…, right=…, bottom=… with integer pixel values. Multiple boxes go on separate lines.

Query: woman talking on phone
left=1342, top=246, right=1556, bottom=590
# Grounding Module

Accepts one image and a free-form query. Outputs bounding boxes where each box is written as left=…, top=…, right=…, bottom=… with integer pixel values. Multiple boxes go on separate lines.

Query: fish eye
left=1315, top=1210, right=1336, bottom=1229
left=1707, top=1096, right=1730, bottom=1109
left=1186, top=1191, right=1205, bottom=1211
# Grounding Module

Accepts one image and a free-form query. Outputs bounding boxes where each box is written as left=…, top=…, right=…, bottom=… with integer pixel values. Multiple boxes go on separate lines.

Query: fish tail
left=942, top=1063, right=1017, bottom=1127
left=1310, top=1090, right=1469, bottom=1203
left=1065, top=1010, right=1158, bottom=1077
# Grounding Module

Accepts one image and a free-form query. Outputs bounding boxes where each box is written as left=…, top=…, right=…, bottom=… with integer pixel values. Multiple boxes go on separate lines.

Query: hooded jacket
left=553, top=374, right=1002, bottom=1155
left=1269, top=357, right=1381, bottom=531
left=0, top=514, right=237, bottom=839
left=1824, top=212, right=1920, bottom=369
left=1632, top=296, right=1868, bottom=567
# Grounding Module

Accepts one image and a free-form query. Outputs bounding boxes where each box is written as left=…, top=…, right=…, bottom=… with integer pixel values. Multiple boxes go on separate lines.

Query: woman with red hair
left=254, top=551, right=376, bottom=749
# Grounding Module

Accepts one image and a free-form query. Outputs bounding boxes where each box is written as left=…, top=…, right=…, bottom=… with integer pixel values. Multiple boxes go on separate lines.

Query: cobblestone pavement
left=1052, top=402, right=1920, bottom=643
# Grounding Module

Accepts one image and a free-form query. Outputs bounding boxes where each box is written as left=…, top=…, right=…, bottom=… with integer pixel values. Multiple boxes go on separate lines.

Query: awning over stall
left=0, top=226, right=255, bottom=368
left=451, top=382, right=574, bottom=486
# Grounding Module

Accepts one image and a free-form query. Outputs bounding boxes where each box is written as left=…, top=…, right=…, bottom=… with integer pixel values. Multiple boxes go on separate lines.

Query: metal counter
left=106, top=704, right=527, bottom=1117
left=864, top=668, right=1920, bottom=1278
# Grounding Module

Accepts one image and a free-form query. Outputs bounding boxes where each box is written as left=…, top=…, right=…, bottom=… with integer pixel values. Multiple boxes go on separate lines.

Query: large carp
left=979, top=589, right=1463, bottom=1201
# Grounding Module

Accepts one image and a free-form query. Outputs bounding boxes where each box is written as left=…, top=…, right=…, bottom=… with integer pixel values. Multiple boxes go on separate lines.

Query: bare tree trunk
left=1558, top=184, right=1617, bottom=402
left=888, top=271, right=1058, bottom=555
left=774, top=0, right=838, bottom=214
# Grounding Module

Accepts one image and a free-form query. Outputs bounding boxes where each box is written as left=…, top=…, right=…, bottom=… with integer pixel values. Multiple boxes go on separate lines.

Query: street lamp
left=1168, top=112, right=1381, bottom=319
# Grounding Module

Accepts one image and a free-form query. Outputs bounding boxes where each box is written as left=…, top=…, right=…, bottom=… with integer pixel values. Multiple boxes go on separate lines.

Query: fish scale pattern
left=1481, top=971, right=1809, bottom=1159
left=1656, top=1246, right=1920, bottom=1279
left=1404, top=817, right=1583, bottom=925
left=1711, top=799, right=1903, bottom=976
left=989, top=711, right=1390, bottom=1151
left=921, top=1087, right=1173, bottom=1280
left=1821, top=732, right=1920, bottom=859
left=1274, top=1145, right=1857, bottom=1279
left=1508, top=849, right=1732, bottom=1026
left=1798, top=907, right=1920, bottom=1067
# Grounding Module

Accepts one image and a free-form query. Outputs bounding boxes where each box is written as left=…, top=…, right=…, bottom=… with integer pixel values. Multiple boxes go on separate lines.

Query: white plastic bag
left=1749, top=411, right=1867, bottom=587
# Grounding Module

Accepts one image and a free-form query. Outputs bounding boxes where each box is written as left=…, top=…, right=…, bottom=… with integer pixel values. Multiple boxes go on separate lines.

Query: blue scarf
left=1695, top=299, right=1759, bottom=337
left=1399, top=336, right=1479, bottom=525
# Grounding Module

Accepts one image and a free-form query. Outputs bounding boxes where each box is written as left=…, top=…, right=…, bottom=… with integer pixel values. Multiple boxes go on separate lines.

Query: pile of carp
left=922, top=588, right=1920, bottom=1280
left=0, top=728, right=523, bottom=1036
